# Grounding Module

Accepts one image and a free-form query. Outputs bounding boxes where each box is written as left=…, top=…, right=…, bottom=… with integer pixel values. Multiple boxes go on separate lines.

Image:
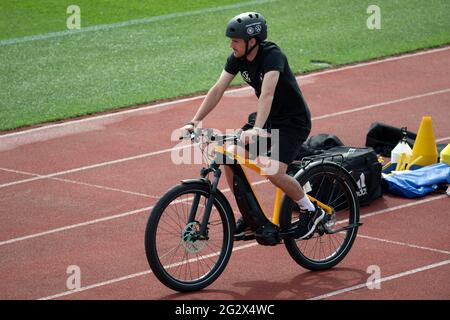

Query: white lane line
left=313, top=88, right=450, bottom=121
left=51, top=177, right=159, bottom=199
left=38, top=241, right=258, bottom=300
left=0, top=144, right=191, bottom=189
left=437, top=136, right=450, bottom=143
left=0, top=177, right=446, bottom=247
left=0, top=179, right=268, bottom=246
left=0, top=167, right=158, bottom=198
left=359, top=194, right=448, bottom=220
left=299, top=46, right=450, bottom=80
left=0, top=206, right=152, bottom=246
left=37, top=228, right=450, bottom=300
left=33, top=196, right=448, bottom=299
left=0, top=0, right=276, bottom=46
left=308, top=259, right=450, bottom=300
left=1, top=46, right=448, bottom=139
left=358, top=234, right=450, bottom=255
left=2, top=88, right=449, bottom=190
left=38, top=269, right=153, bottom=300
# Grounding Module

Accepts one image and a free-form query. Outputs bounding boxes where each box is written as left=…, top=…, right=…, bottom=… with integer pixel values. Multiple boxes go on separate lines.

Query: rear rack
left=292, top=152, right=345, bottom=169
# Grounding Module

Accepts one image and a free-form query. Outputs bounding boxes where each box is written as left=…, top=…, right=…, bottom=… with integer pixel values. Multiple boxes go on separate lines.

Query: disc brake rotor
left=180, top=221, right=207, bottom=253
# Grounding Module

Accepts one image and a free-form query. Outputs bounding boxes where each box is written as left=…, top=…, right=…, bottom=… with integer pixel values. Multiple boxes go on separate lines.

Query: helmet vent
left=248, top=14, right=253, bottom=18
left=255, top=14, right=259, bottom=18
left=237, top=18, right=242, bottom=23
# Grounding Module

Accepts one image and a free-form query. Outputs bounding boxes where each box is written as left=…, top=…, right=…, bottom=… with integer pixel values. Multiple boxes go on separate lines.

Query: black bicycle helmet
left=225, top=12, right=267, bottom=42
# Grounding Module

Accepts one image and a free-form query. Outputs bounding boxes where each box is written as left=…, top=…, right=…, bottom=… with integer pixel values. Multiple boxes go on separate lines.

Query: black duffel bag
left=365, top=122, right=448, bottom=161
left=295, top=133, right=344, bottom=160
left=289, top=146, right=383, bottom=207
left=326, top=146, right=383, bottom=206
left=365, top=122, right=416, bottom=157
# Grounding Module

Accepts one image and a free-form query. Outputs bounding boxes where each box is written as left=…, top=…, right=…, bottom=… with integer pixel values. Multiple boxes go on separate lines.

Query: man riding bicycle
left=181, top=12, right=325, bottom=240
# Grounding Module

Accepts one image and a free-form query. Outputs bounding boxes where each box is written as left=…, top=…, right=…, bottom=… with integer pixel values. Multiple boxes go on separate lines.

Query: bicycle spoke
left=149, top=189, right=230, bottom=284
left=286, top=165, right=359, bottom=268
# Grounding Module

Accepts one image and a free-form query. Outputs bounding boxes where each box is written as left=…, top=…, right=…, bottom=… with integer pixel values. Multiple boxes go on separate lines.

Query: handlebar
left=180, top=128, right=240, bottom=144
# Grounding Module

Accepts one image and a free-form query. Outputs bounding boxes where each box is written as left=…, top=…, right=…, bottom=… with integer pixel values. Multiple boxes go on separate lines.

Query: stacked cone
left=409, top=116, right=438, bottom=166
left=441, top=144, right=450, bottom=165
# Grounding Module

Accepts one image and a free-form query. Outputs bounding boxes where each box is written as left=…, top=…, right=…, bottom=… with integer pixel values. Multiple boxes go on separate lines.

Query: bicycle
left=145, top=128, right=362, bottom=292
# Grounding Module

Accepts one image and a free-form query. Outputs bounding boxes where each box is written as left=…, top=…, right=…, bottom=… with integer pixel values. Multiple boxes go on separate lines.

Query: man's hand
left=239, top=127, right=271, bottom=145
left=179, top=121, right=199, bottom=139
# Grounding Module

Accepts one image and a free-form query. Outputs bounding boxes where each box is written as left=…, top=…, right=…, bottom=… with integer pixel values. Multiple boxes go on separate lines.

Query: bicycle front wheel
left=145, top=183, right=235, bottom=292
left=280, top=163, right=360, bottom=271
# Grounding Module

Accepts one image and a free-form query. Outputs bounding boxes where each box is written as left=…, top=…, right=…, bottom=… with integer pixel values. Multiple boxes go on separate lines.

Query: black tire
left=280, top=163, right=360, bottom=271
left=145, top=183, right=235, bottom=292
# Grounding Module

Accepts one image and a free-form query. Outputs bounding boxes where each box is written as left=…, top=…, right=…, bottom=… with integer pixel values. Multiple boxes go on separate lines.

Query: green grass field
left=1, top=0, right=449, bottom=131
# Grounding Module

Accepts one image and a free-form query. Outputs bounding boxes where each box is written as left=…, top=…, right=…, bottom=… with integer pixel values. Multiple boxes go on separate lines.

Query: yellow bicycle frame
left=214, top=146, right=333, bottom=227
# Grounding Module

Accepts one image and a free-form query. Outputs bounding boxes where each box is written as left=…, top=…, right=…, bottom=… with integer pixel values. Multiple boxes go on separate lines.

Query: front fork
left=187, top=165, right=221, bottom=238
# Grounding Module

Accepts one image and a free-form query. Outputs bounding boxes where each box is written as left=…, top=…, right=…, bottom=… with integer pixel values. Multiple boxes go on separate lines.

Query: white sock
left=296, top=195, right=315, bottom=211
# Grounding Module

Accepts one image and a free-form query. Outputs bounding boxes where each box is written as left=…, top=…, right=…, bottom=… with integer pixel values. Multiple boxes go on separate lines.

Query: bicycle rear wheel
left=280, top=163, right=360, bottom=270
left=145, top=183, right=235, bottom=292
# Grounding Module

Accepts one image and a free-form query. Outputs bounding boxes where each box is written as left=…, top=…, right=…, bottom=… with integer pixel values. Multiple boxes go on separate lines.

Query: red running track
left=0, top=46, right=449, bottom=300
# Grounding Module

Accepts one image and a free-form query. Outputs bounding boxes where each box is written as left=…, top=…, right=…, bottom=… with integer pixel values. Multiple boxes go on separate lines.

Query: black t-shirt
left=224, top=41, right=311, bottom=133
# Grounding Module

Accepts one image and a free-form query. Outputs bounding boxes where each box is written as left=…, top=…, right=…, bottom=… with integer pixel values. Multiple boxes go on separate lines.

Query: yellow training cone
left=440, top=144, right=450, bottom=165
left=410, top=116, right=438, bottom=166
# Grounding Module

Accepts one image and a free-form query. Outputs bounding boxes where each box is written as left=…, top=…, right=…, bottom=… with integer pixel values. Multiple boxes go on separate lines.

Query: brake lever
left=178, top=130, right=196, bottom=141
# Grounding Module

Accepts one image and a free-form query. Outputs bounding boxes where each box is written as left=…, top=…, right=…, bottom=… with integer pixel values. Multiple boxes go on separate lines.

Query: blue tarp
left=382, top=163, right=450, bottom=198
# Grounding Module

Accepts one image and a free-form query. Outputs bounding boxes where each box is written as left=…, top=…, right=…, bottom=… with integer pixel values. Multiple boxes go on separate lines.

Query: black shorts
left=244, top=128, right=310, bottom=165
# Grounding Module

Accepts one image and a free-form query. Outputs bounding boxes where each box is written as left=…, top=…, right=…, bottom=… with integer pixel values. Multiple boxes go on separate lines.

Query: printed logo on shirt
left=241, top=71, right=251, bottom=83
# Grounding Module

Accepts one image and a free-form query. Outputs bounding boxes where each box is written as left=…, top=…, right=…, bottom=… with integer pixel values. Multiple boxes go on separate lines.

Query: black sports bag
left=295, top=133, right=344, bottom=160
left=365, top=122, right=448, bottom=161
left=289, top=146, right=383, bottom=207
left=365, top=122, right=416, bottom=157
left=326, top=146, right=383, bottom=206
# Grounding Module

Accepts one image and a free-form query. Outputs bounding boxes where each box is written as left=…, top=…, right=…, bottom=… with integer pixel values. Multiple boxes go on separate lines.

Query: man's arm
left=253, top=70, right=280, bottom=128
left=239, top=70, right=279, bottom=144
left=190, top=70, right=235, bottom=125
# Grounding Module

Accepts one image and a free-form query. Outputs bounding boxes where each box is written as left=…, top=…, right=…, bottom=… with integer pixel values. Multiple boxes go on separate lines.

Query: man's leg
left=263, top=160, right=303, bottom=200
left=262, top=159, right=314, bottom=210
left=223, top=143, right=249, bottom=191
left=266, top=129, right=316, bottom=211
left=263, top=158, right=325, bottom=239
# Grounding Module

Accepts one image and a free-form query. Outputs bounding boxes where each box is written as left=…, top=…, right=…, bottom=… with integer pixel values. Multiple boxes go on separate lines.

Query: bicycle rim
left=282, top=165, right=359, bottom=270
left=145, top=184, right=233, bottom=291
